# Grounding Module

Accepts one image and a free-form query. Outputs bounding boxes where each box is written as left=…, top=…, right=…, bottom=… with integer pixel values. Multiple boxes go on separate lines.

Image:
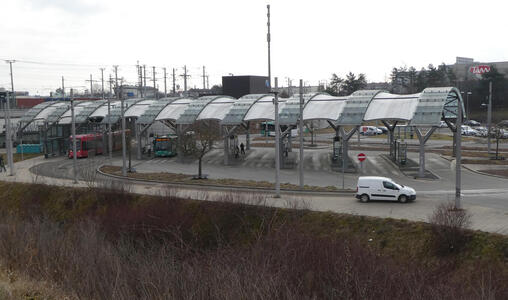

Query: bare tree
left=181, top=121, right=221, bottom=179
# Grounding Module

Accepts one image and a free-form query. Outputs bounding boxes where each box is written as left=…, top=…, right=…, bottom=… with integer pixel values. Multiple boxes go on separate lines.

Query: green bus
left=154, top=135, right=178, bottom=157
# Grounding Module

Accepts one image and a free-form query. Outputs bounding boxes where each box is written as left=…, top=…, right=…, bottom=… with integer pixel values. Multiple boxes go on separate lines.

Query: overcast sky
left=1, top=0, right=507, bottom=95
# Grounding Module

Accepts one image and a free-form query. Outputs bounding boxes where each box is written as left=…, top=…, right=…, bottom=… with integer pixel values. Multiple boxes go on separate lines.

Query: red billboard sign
left=469, top=65, right=491, bottom=74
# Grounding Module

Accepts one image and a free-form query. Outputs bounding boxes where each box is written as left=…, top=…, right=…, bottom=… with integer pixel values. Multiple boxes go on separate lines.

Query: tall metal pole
left=455, top=95, right=462, bottom=209
left=114, top=66, right=119, bottom=100
left=89, top=74, right=93, bottom=97
left=299, top=79, right=304, bottom=188
left=163, top=67, right=167, bottom=97
left=5, top=60, right=15, bottom=174
left=152, top=66, right=157, bottom=99
left=121, top=97, right=127, bottom=176
left=143, top=65, right=147, bottom=97
left=266, top=5, right=271, bottom=89
left=103, top=69, right=112, bottom=159
left=5, top=92, right=14, bottom=175
left=274, top=77, right=280, bottom=197
left=71, top=90, right=78, bottom=184
left=202, top=66, right=206, bottom=89
left=487, top=81, right=492, bottom=154
left=172, top=68, right=176, bottom=94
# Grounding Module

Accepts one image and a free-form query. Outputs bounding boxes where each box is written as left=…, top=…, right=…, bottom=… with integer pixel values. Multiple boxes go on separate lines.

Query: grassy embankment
left=0, top=181, right=506, bottom=299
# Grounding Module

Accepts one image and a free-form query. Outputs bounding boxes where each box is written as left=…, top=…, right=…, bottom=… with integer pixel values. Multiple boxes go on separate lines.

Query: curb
left=96, top=165, right=355, bottom=197
left=439, top=155, right=508, bottom=179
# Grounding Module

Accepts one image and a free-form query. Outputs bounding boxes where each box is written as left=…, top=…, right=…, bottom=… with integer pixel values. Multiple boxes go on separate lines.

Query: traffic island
left=99, top=165, right=351, bottom=193
left=380, top=154, right=439, bottom=180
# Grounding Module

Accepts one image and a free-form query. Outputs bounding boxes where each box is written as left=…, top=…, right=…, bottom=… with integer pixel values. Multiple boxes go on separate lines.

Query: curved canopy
left=177, top=95, right=235, bottom=125
left=18, top=87, right=465, bottom=133
left=155, top=98, right=193, bottom=122
left=363, top=93, right=420, bottom=121
left=221, top=94, right=273, bottom=125
left=243, top=96, right=287, bottom=122
left=124, top=99, right=156, bottom=118
left=196, top=96, right=237, bottom=121
left=302, top=93, right=348, bottom=121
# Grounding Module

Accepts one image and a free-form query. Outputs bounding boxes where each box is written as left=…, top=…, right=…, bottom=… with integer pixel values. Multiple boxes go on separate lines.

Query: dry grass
left=0, top=182, right=506, bottom=299
left=477, top=169, right=508, bottom=177
left=100, top=165, right=344, bottom=192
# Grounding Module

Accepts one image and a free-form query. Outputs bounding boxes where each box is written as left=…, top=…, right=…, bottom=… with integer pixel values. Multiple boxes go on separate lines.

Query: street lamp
left=461, top=91, right=472, bottom=120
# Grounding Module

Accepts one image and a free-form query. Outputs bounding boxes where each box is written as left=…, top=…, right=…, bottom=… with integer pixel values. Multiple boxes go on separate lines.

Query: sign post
left=357, top=153, right=366, bottom=174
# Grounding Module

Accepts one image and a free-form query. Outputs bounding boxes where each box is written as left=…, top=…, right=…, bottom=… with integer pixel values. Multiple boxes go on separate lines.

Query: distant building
left=222, top=75, right=270, bottom=98
left=450, top=57, right=508, bottom=80
left=116, top=85, right=158, bottom=99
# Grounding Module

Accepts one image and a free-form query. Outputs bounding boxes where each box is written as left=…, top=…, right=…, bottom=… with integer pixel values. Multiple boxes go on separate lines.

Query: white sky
left=1, top=0, right=507, bottom=95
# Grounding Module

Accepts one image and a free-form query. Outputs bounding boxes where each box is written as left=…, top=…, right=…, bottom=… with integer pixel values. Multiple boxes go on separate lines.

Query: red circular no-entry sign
left=358, top=153, right=366, bottom=162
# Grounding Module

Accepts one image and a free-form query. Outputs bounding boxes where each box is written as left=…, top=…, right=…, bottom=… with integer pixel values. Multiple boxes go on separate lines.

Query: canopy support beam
left=414, top=127, right=436, bottom=178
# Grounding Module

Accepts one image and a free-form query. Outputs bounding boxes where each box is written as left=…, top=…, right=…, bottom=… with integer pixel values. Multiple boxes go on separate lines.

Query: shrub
left=428, top=202, right=472, bottom=255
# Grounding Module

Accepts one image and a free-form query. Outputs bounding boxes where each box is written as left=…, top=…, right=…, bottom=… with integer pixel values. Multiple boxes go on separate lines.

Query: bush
left=428, top=202, right=472, bottom=255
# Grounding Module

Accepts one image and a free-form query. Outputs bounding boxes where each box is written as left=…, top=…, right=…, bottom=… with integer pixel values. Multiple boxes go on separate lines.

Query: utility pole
left=202, top=66, right=206, bottom=89
left=455, top=94, right=462, bottom=209
left=266, top=4, right=271, bottom=89
left=70, top=89, right=77, bottom=184
left=143, top=65, right=147, bottom=97
left=88, top=74, right=93, bottom=97
left=5, top=60, right=15, bottom=174
left=180, top=65, right=190, bottom=92
left=109, top=74, right=113, bottom=97
left=152, top=66, right=157, bottom=99
left=274, top=77, right=280, bottom=198
left=163, top=67, right=167, bottom=97
left=121, top=97, right=127, bottom=176
left=206, top=75, right=209, bottom=89
left=172, top=68, right=176, bottom=94
left=100, top=68, right=105, bottom=99
left=287, top=78, right=291, bottom=97
left=101, top=69, right=112, bottom=159
left=299, top=79, right=304, bottom=188
left=487, top=81, right=492, bottom=154
left=138, top=63, right=143, bottom=98
left=113, top=65, right=119, bottom=99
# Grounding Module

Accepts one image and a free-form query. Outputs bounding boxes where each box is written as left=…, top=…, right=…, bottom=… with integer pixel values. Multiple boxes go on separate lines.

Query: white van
left=355, top=176, right=416, bottom=203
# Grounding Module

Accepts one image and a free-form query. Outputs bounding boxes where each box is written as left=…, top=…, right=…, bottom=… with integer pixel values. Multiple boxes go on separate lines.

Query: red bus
left=68, top=133, right=104, bottom=158
left=68, top=130, right=130, bottom=158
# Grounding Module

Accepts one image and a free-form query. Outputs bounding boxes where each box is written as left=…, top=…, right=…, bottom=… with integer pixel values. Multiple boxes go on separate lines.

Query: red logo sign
left=469, top=65, right=491, bottom=74
left=358, top=153, right=366, bottom=162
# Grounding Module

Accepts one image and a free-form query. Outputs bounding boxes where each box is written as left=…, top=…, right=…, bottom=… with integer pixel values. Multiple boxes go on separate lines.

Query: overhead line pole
left=163, top=67, right=167, bottom=97
left=152, top=66, right=157, bottom=99
left=172, top=68, right=176, bottom=94
left=299, top=79, right=304, bottom=188
left=5, top=60, right=15, bottom=174
left=274, top=77, right=280, bottom=198
left=267, top=4, right=271, bottom=89
left=202, top=66, right=206, bottom=90
left=71, top=89, right=77, bottom=184
left=143, top=65, right=147, bottom=98
left=487, top=81, right=492, bottom=155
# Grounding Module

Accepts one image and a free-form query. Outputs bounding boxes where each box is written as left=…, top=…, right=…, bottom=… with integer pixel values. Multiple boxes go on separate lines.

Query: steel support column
left=414, top=127, right=436, bottom=178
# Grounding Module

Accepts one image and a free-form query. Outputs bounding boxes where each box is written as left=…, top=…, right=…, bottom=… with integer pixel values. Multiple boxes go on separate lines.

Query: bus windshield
left=155, top=140, right=170, bottom=151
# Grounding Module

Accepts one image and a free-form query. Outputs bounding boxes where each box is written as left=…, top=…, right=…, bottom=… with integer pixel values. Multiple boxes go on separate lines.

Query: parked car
left=464, top=119, right=481, bottom=126
left=360, top=126, right=382, bottom=135
left=377, top=126, right=388, bottom=134
left=474, top=127, right=488, bottom=137
left=461, top=125, right=477, bottom=136
left=355, top=176, right=416, bottom=203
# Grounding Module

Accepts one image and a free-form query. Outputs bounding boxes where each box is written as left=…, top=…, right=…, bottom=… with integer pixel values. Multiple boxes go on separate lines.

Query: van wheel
left=398, top=195, right=408, bottom=203
left=360, top=194, right=369, bottom=203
